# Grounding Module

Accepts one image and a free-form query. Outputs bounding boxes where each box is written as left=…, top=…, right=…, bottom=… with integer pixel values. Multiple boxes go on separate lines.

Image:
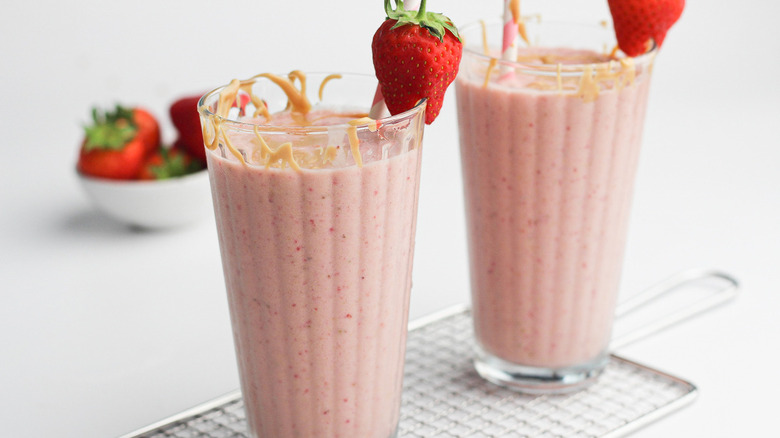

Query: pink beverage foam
left=457, top=48, right=653, bottom=368
left=207, top=113, right=423, bottom=438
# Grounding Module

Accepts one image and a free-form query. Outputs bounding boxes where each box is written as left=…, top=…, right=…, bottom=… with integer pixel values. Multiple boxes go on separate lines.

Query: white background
left=1, top=0, right=778, bottom=437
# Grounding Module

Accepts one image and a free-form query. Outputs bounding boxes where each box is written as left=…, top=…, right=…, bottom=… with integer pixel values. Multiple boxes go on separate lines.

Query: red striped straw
left=369, top=79, right=390, bottom=119
left=501, top=0, right=520, bottom=61
left=502, top=0, right=520, bottom=62
left=369, top=0, right=422, bottom=119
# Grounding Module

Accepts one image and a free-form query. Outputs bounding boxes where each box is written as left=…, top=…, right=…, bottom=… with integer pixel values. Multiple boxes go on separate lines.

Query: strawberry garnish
left=77, top=105, right=160, bottom=180
left=372, top=0, right=462, bottom=124
left=608, top=0, right=684, bottom=57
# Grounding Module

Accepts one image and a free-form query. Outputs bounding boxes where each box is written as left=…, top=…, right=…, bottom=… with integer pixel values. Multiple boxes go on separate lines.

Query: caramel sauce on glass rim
left=198, top=71, right=426, bottom=171
left=468, top=18, right=657, bottom=103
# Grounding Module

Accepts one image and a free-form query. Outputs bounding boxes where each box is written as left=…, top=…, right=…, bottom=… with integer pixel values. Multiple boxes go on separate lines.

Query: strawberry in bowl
left=76, top=105, right=161, bottom=180
left=170, top=95, right=207, bottom=164
left=170, top=93, right=250, bottom=164
left=76, top=104, right=210, bottom=229
left=137, top=147, right=204, bottom=181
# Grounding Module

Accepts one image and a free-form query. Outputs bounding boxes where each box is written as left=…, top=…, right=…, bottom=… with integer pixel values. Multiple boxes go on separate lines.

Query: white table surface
left=2, top=1, right=778, bottom=437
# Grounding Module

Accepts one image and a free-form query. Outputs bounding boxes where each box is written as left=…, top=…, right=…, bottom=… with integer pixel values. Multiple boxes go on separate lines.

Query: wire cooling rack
left=121, top=305, right=696, bottom=438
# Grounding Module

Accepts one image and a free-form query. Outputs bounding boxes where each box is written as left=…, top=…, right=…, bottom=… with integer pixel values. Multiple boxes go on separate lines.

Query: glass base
left=474, top=347, right=608, bottom=394
left=250, top=425, right=397, bottom=438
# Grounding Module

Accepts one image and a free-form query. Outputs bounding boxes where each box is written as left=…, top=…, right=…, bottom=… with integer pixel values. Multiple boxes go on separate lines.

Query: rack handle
left=611, top=269, right=740, bottom=350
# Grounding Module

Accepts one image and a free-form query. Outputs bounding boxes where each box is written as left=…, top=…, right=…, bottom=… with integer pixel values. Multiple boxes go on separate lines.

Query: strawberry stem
left=415, top=0, right=427, bottom=19
left=382, top=0, right=460, bottom=42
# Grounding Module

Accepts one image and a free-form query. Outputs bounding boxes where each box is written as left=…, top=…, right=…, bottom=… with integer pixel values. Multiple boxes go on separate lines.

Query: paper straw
left=369, top=0, right=422, bottom=119
left=502, top=0, right=520, bottom=62
left=370, top=85, right=390, bottom=119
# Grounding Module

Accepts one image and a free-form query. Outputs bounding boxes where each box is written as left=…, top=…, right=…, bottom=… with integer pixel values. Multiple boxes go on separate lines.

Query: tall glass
left=199, top=73, right=426, bottom=438
left=456, top=19, right=656, bottom=392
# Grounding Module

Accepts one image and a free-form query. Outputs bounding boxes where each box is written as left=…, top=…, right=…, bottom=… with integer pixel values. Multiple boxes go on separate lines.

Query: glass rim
left=459, top=18, right=657, bottom=73
left=197, top=72, right=427, bottom=132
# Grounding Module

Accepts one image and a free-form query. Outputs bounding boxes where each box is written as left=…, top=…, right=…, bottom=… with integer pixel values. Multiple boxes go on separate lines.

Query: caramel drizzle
left=250, top=127, right=340, bottom=172
left=346, top=117, right=379, bottom=168
left=220, top=125, right=248, bottom=164
left=479, top=20, right=489, bottom=56
left=510, top=0, right=530, bottom=46
left=250, top=127, right=297, bottom=171
left=266, top=143, right=299, bottom=170
left=309, top=112, right=369, bottom=125
left=483, top=58, right=497, bottom=88
left=201, top=79, right=247, bottom=164
left=478, top=51, right=642, bottom=102
left=253, top=99, right=271, bottom=120
left=239, top=82, right=271, bottom=121
left=318, top=146, right=339, bottom=165
left=618, top=58, right=636, bottom=86
left=292, top=145, right=340, bottom=169
left=574, top=59, right=638, bottom=102
left=476, top=17, right=648, bottom=101
left=216, top=79, right=242, bottom=119
left=576, top=65, right=599, bottom=102
left=203, top=71, right=379, bottom=171
left=318, top=74, right=342, bottom=101
left=201, top=118, right=216, bottom=151
left=252, top=71, right=312, bottom=117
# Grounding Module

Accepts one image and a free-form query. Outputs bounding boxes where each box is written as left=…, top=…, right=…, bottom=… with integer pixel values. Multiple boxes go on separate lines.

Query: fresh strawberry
left=372, top=0, right=462, bottom=124
left=608, top=0, right=684, bottom=57
left=133, top=107, right=162, bottom=155
left=170, top=95, right=206, bottom=163
left=77, top=105, right=160, bottom=180
left=137, top=147, right=205, bottom=180
left=170, top=93, right=250, bottom=164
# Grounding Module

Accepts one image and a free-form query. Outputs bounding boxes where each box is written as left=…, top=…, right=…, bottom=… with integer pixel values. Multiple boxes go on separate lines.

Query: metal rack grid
left=122, top=306, right=696, bottom=438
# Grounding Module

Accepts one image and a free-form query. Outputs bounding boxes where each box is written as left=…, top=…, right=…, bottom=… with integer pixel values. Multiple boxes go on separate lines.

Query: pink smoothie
left=206, top=107, right=423, bottom=437
left=457, top=48, right=654, bottom=369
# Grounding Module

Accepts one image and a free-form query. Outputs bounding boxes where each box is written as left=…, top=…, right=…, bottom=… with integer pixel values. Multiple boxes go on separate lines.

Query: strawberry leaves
left=83, top=105, right=138, bottom=151
left=384, top=0, right=461, bottom=43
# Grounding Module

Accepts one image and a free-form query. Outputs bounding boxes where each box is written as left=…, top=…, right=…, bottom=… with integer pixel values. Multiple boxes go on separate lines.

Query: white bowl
left=78, top=169, right=213, bottom=229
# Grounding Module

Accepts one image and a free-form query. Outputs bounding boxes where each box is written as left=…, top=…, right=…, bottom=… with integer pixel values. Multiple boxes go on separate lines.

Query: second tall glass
left=456, top=19, right=657, bottom=392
